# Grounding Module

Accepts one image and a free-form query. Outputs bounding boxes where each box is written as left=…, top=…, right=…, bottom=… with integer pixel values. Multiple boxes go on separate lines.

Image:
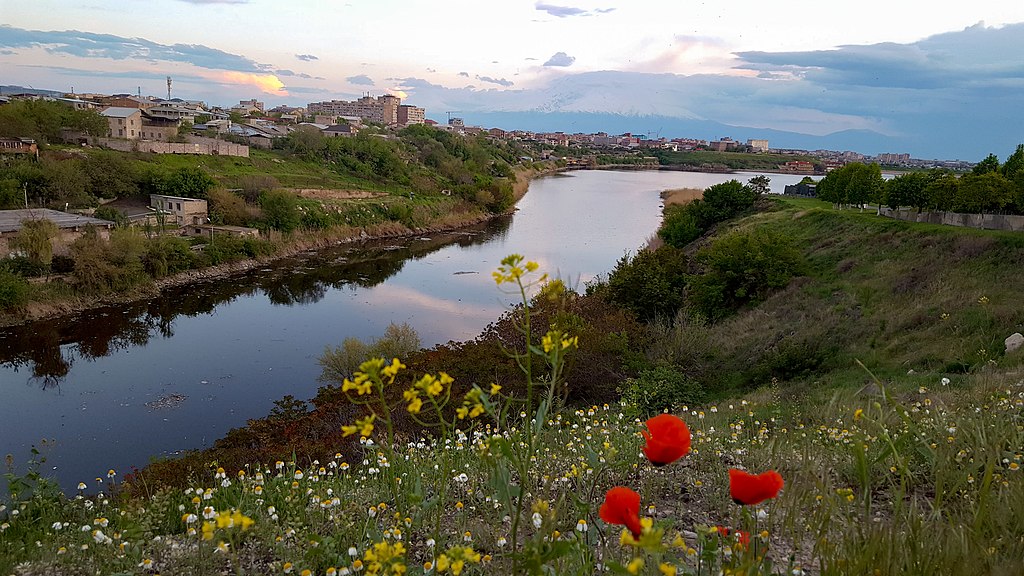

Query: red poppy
left=599, top=486, right=642, bottom=537
left=728, top=468, right=784, bottom=505
left=642, top=413, right=691, bottom=466
left=716, top=526, right=750, bottom=549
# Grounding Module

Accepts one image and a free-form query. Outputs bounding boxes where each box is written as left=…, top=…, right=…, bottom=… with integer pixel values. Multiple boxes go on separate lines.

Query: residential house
left=150, top=194, right=208, bottom=227
left=101, top=107, right=143, bottom=139
left=323, top=124, right=359, bottom=138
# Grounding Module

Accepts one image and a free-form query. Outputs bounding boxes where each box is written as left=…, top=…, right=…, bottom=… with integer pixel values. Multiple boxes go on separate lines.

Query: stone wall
left=96, top=137, right=249, bottom=158
left=879, top=207, right=1024, bottom=232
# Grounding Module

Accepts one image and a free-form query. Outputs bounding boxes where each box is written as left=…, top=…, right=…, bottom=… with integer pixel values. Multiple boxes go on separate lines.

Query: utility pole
left=23, top=182, right=28, bottom=208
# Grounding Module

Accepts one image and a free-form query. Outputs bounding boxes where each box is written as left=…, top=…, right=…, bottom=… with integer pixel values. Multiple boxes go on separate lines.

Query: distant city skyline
left=2, top=1, right=1024, bottom=159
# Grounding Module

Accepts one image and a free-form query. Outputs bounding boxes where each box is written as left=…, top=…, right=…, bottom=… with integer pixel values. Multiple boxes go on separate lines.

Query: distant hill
left=0, top=85, right=65, bottom=98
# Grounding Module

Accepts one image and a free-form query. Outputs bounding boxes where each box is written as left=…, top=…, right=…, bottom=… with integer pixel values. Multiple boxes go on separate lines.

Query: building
left=0, top=137, right=38, bottom=158
left=307, top=95, right=401, bottom=124
left=150, top=194, right=208, bottom=227
left=780, top=160, right=815, bottom=173
left=397, top=105, right=425, bottom=126
left=323, top=124, right=359, bottom=138
left=0, top=209, right=113, bottom=257
left=747, top=139, right=769, bottom=153
left=877, top=153, right=911, bottom=164
left=101, top=107, right=143, bottom=139
left=783, top=182, right=817, bottom=197
left=233, top=99, right=265, bottom=115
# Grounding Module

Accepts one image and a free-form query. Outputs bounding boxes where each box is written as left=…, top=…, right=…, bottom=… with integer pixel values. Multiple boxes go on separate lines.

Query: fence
left=878, top=207, right=1024, bottom=232
left=96, top=137, right=249, bottom=158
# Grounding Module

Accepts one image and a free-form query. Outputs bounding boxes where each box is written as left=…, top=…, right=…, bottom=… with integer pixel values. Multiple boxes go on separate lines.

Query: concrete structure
left=96, top=137, right=249, bottom=157
left=186, top=223, right=260, bottom=239
left=0, top=209, right=113, bottom=257
left=101, top=107, right=143, bottom=139
left=747, top=139, right=769, bottom=152
left=307, top=95, right=401, bottom=124
left=397, top=105, right=425, bottom=126
left=150, top=194, right=208, bottom=227
left=878, top=207, right=1024, bottom=232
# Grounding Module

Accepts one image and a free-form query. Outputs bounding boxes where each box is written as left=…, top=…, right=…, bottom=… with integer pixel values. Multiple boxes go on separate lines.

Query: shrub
left=619, top=364, right=706, bottom=417
left=319, top=322, right=422, bottom=382
left=260, top=189, right=300, bottom=232
left=688, top=228, right=805, bottom=321
left=0, top=269, right=30, bottom=311
left=602, top=245, right=688, bottom=322
left=658, top=205, right=701, bottom=247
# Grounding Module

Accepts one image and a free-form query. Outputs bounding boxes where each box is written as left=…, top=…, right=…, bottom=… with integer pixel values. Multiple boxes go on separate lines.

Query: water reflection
left=0, top=217, right=510, bottom=387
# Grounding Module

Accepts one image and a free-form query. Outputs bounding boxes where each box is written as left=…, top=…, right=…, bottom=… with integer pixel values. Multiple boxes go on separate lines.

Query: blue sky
left=2, top=1, right=1024, bottom=159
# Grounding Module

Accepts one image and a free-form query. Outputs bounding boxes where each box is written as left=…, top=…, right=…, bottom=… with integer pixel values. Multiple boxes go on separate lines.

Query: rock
left=1005, top=332, right=1024, bottom=353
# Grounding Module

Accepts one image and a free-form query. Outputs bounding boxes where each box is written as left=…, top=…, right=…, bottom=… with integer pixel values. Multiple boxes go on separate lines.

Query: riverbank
left=0, top=164, right=559, bottom=328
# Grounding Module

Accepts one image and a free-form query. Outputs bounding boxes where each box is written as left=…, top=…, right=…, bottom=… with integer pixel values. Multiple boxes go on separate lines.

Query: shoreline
left=0, top=164, right=559, bottom=328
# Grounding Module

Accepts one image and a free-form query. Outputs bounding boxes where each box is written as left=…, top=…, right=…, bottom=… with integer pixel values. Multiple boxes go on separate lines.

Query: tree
left=956, top=172, right=1014, bottom=214
left=972, top=153, right=1000, bottom=175
left=884, top=171, right=930, bottom=211
left=259, top=189, right=300, bottom=232
left=1001, top=144, right=1024, bottom=180
left=164, top=167, right=215, bottom=199
left=746, top=175, right=771, bottom=195
left=924, top=173, right=960, bottom=211
left=817, top=162, right=884, bottom=208
left=14, top=218, right=59, bottom=269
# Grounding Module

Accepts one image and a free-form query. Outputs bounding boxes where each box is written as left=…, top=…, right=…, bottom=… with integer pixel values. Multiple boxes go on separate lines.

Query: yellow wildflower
left=381, top=358, right=405, bottom=381
left=659, top=563, right=678, bottom=576
left=626, top=558, right=644, bottom=575
left=489, top=383, right=501, bottom=395
left=407, top=396, right=423, bottom=414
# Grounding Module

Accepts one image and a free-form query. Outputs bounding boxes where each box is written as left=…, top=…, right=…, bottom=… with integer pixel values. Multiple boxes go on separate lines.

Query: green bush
left=0, top=269, right=30, bottom=311
left=619, top=364, right=706, bottom=417
left=688, top=228, right=805, bottom=321
left=601, top=245, right=688, bottom=322
left=658, top=205, right=701, bottom=247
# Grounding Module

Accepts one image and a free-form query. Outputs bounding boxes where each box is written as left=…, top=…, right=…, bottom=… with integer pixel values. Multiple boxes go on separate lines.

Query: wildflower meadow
left=2, top=255, right=1023, bottom=575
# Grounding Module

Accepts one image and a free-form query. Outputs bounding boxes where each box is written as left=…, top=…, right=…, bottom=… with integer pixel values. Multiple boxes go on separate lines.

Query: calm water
left=0, top=170, right=805, bottom=490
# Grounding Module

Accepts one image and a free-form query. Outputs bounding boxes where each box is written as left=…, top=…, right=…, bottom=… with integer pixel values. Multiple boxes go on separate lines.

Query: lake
left=0, top=169, right=808, bottom=491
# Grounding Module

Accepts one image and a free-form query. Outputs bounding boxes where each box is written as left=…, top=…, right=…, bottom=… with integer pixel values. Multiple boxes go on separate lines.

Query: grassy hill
left=2, top=197, right=1023, bottom=575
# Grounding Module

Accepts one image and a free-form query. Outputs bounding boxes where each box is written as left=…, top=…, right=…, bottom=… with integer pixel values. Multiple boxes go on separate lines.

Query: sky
left=2, top=0, right=1024, bottom=159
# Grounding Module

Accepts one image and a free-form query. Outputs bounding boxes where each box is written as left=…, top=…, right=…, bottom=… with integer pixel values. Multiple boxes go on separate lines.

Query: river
left=0, top=170, right=807, bottom=491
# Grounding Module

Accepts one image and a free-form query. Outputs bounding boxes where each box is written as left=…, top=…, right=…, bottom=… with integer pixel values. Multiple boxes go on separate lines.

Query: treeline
left=0, top=151, right=214, bottom=209
left=817, top=145, right=1024, bottom=214
left=0, top=100, right=108, bottom=144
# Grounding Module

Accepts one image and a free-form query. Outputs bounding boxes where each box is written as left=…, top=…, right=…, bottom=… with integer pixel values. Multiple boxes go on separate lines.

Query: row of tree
left=816, top=145, right=1024, bottom=215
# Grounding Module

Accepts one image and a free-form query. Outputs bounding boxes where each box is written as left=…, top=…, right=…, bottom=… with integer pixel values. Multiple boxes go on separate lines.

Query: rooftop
left=0, top=209, right=113, bottom=233
left=100, top=107, right=141, bottom=118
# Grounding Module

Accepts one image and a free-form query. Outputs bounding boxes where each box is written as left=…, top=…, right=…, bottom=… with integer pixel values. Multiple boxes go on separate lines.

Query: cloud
left=176, top=0, right=249, bottom=3
left=458, top=72, right=469, bottom=77
left=0, top=25, right=265, bottom=72
left=282, top=85, right=332, bottom=94
left=219, top=71, right=287, bottom=95
left=276, top=69, right=315, bottom=78
left=295, top=54, right=318, bottom=61
left=543, top=51, right=575, bottom=67
left=476, top=75, right=514, bottom=87
left=733, top=22, right=1024, bottom=90
left=534, top=2, right=614, bottom=17
left=346, top=74, right=374, bottom=85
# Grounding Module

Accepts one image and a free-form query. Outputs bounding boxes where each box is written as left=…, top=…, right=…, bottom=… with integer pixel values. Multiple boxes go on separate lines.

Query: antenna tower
left=166, top=76, right=172, bottom=100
